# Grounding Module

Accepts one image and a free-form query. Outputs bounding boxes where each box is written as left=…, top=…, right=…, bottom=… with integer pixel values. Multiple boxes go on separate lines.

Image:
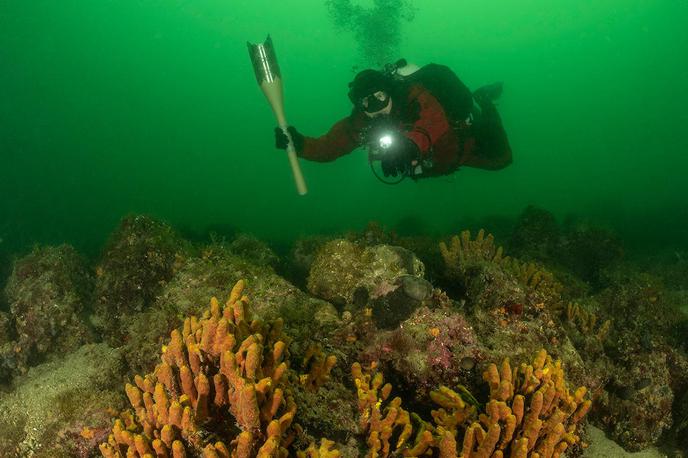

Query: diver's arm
left=300, top=115, right=365, bottom=162
left=404, top=88, right=451, bottom=157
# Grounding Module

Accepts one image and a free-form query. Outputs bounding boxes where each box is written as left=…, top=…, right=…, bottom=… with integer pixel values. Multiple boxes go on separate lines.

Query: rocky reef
left=92, top=215, right=191, bottom=341
left=0, top=208, right=685, bottom=457
left=0, top=343, right=125, bottom=457
left=1, top=244, right=94, bottom=382
left=99, top=279, right=589, bottom=457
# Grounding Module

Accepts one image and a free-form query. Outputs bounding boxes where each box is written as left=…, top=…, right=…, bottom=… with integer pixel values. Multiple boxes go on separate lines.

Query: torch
left=247, top=35, right=307, bottom=195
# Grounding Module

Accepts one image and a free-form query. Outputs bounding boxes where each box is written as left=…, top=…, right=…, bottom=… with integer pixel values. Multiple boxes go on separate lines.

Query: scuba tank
left=384, top=58, right=421, bottom=79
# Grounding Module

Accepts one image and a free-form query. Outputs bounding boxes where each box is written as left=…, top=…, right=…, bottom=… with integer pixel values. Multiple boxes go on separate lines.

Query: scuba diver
left=274, top=60, right=512, bottom=183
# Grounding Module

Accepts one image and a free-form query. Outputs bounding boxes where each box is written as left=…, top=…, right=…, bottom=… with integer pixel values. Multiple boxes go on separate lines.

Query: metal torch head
left=247, top=34, right=281, bottom=84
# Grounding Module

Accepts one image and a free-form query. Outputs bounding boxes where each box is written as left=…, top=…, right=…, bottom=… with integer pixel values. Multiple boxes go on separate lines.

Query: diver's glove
left=380, top=136, right=419, bottom=177
left=274, top=126, right=305, bottom=153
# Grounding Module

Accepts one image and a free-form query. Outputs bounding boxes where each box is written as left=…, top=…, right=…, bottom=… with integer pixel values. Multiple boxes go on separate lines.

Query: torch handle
left=282, top=127, right=308, bottom=196
left=260, top=79, right=308, bottom=196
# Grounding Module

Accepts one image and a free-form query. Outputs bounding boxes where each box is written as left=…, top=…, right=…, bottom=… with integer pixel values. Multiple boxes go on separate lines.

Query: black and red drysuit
left=298, top=66, right=512, bottom=178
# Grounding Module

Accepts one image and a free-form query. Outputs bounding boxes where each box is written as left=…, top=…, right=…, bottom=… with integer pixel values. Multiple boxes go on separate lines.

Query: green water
left=2, top=0, right=687, bottom=255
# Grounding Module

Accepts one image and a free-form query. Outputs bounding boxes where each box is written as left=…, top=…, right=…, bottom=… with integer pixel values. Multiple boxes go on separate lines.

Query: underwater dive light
left=378, top=133, right=394, bottom=150
left=248, top=35, right=307, bottom=196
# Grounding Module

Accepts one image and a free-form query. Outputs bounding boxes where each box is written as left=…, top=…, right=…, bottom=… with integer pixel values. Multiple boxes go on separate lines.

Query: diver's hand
left=380, top=136, right=419, bottom=177
left=274, top=126, right=305, bottom=153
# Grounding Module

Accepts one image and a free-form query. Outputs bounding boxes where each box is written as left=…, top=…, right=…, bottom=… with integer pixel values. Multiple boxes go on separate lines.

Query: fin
left=473, top=82, right=503, bottom=106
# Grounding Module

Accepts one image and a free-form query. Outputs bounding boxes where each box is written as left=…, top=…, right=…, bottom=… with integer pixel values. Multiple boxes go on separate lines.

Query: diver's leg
left=471, top=100, right=512, bottom=169
left=473, top=82, right=503, bottom=107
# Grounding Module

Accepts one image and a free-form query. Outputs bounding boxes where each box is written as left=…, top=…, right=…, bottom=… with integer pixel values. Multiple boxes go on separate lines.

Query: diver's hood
left=348, top=70, right=393, bottom=106
left=348, top=60, right=422, bottom=108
